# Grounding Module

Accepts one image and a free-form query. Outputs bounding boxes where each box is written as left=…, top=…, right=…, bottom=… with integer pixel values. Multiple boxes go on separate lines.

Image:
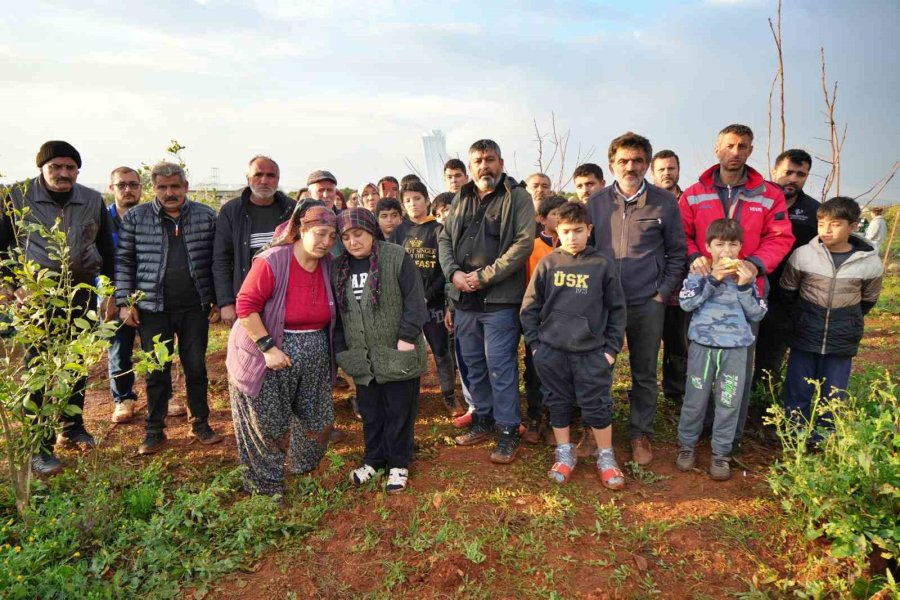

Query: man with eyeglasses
left=0, top=140, right=116, bottom=476
left=107, top=167, right=144, bottom=423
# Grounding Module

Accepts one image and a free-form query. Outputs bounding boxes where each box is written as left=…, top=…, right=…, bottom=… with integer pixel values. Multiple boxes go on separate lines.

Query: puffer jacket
left=680, top=165, right=794, bottom=278
left=115, top=198, right=217, bottom=311
left=780, top=235, right=883, bottom=356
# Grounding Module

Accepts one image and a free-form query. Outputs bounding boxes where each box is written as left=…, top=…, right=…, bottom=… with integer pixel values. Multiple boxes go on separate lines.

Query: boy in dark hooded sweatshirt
left=399, top=181, right=462, bottom=415
left=521, top=202, right=628, bottom=489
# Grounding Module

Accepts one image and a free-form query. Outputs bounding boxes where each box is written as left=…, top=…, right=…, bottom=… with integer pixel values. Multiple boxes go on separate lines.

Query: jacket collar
left=460, top=173, right=511, bottom=200
left=34, top=176, right=87, bottom=205
left=810, top=233, right=877, bottom=259
left=699, top=164, right=766, bottom=196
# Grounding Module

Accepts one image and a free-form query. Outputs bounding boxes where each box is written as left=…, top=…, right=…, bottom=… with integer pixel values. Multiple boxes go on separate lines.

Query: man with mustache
left=586, top=132, right=687, bottom=466
left=753, top=149, right=819, bottom=392
left=116, top=162, right=223, bottom=455
left=107, top=166, right=145, bottom=423
left=651, top=150, right=689, bottom=406
left=439, top=139, right=534, bottom=464
left=0, top=140, right=116, bottom=475
left=679, top=124, right=794, bottom=453
left=213, top=156, right=295, bottom=327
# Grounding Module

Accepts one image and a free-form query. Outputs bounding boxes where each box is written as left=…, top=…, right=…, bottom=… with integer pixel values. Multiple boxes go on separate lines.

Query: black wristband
left=255, top=335, right=275, bottom=352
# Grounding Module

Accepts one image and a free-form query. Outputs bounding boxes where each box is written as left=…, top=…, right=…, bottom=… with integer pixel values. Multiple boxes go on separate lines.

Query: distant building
left=422, top=130, right=448, bottom=195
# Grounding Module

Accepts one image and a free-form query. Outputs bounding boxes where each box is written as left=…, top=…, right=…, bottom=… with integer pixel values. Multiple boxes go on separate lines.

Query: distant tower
left=210, top=167, right=220, bottom=188
left=422, top=130, right=447, bottom=193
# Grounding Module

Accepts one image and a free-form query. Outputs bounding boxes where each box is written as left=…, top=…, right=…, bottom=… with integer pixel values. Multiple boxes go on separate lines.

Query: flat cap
left=307, top=169, right=337, bottom=185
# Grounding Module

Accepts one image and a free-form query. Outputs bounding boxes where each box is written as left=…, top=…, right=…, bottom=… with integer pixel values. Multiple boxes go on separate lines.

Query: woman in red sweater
left=225, top=206, right=338, bottom=498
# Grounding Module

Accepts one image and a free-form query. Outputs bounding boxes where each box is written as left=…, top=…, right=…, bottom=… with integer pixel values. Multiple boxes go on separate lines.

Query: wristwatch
left=255, top=335, right=276, bottom=352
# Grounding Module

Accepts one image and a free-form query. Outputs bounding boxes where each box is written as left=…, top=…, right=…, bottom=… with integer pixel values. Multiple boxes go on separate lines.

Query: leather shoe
left=630, top=436, right=653, bottom=466
left=31, top=452, right=63, bottom=476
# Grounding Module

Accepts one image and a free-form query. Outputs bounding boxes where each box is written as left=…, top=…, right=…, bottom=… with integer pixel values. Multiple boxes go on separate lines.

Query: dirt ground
left=74, top=314, right=898, bottom=599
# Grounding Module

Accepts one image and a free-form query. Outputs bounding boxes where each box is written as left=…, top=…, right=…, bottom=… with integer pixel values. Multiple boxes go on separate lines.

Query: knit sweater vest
left=333, top=242, right=426, bottom=386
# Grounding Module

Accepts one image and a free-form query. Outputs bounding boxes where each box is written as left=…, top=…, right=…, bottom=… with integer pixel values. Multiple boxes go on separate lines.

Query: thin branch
left=768, top=0, right=785, bottom=154
left=855, top=161, right=899, bottom=208
left=766, top=68, right=778, bottom=179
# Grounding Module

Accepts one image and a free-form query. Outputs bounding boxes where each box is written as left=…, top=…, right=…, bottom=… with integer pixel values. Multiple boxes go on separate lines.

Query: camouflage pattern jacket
left=679, top=273, right=768, bottom=348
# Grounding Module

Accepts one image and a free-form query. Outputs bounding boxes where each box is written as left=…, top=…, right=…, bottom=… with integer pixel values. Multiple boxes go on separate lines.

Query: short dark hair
left=375, top=198, right=403, bottom=217
left=443, top=158, right=466, bottom=174
left=719, top=124, right=754, bottom=141
left=468, top=139, right=502, bottom=159
left=431, top=192, right=454, bottom=215
left=401, top=181, right=429, bottom=201
left=651, top=150, right=680, bottom=168
left=377, top=176, right=398, bottom=187
left=705, top=218, right=744, bottom=244
left=109, top=166, right=140, bottom=181
left=556, top=201, right=590, bottom=226
left=573, top=163, right=604, bottom=181
left=817, top=196, right=861, bottom=223
left=775, top=149, right=813, bottom=170
left=400, top=174, right=421, bottom=187
left=608, top=132, right=652, bottom=163
left=538, top=195, right=567, bottom=218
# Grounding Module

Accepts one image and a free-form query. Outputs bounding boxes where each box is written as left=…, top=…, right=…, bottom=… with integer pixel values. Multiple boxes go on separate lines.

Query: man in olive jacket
left=438, top=139, right=535, bottom=464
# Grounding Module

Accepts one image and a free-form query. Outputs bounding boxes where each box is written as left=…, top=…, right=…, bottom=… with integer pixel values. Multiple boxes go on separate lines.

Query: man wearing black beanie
left=0, top=140, right=116, bottom=476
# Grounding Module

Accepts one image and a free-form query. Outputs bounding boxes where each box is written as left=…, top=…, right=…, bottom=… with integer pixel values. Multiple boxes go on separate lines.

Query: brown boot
left=630, top=436, right=653, bottom=466
left=522, top=418, right=541, bottom=445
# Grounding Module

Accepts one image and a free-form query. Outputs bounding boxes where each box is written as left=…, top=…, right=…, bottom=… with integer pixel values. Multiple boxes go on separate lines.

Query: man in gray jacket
left=586, top=132, right=687, bottom=466
left=438, top=139, right=534, bottom=464
left=0, top=141, right=116, bottom=475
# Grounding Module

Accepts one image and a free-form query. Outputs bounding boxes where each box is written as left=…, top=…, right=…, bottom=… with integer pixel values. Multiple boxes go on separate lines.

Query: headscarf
left=334, top=207, right=381, bottom=311
left=301, top=205, right=337, bottom=228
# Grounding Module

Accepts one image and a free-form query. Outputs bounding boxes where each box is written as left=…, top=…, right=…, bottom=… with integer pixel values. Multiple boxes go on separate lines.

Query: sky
left=1, top=0, right=898, bottom=202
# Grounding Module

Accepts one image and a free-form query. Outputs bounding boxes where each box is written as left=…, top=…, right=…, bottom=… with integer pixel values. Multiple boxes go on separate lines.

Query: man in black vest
left=0, top=141, right=116, bottom=475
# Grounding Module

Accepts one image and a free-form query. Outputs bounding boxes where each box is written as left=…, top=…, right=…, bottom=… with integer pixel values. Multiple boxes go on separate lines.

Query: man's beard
left=474, top=173, right=499, bottom=192
left=120, top=196, right=139, bottom=208
left=250, top=184, right=276, bottom=200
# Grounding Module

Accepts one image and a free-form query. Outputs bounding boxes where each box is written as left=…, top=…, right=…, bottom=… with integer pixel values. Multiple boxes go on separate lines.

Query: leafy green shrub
left=767, top=372, right=899, bottom=569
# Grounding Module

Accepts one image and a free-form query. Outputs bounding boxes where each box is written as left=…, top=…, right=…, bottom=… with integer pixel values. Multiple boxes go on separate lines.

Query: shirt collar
left=614, top=180, right=647, bottom=203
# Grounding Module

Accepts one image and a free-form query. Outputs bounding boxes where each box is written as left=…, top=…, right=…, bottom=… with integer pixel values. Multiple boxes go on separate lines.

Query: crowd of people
left=0, top=126, right=885, bottom=497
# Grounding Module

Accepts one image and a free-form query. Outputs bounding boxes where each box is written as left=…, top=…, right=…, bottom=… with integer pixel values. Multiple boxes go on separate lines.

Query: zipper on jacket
left=820, top=252, right=838, bottom=354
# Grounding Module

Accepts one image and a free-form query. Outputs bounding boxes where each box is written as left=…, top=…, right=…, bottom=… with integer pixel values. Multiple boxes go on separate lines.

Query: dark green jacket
left=333, top=242, right=427, bottom=386
left=438, top=175, right=535, bottom=305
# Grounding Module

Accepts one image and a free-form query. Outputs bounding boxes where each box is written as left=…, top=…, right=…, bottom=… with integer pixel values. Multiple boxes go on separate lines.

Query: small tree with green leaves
left=0, top=185, right=167, bottom=517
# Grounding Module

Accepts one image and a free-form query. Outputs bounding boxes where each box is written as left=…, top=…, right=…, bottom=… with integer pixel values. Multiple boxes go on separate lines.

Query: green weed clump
left=767, top=372, right=899, bottom=574
left=0, top=462, right=317, bottom=598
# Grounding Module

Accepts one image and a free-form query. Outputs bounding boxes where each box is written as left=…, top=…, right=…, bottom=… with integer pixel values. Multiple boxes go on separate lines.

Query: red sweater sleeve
left=236, top=259, right=275, bottom=318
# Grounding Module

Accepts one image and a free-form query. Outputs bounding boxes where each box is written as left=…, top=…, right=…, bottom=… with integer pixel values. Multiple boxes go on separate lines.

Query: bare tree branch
left=768, top=0, right=785, bottom=154
left=855, top=161, right=899, bottom=208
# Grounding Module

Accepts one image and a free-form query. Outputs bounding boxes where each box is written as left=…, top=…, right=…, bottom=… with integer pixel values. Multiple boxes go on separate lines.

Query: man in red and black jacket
left=679, top=124, right=794, bottom=453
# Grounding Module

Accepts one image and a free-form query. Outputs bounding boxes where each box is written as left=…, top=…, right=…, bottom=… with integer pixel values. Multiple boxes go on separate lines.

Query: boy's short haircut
left=375, top=198, right=403, bottom=217
left=538, top=195, right=567, bottom=218
left=556, top=201, right=590, bottom=226
left=705, top=218, right=744, bottom=244
left=573, top=163, right=604, bottom=181
left=401, top=180, right=429, bottom=201
left=400, top=173, right=421, bottom=187
left=817, top=196, right=861, bottom=223
left=443, top=158, right=466, bottom=174
left=432, top=192, right=454, bottom=215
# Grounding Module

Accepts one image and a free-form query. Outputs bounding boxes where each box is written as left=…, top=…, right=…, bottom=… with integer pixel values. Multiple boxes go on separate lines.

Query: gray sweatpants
left=678, top=342, right=748, bottom=457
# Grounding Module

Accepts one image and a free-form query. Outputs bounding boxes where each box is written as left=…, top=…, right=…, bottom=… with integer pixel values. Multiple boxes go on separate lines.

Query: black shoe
left=56, top=429, right=96, bottom=450
left=31, top=451, right=62, bottom=476
left=191, top=423, right=224, bottom=445
left=139, top=431, right=167, bottom=455
left=349, top=397, right=362, bottom=421
left=490, top=428, right=521, bottom=464
left=454, top=417, right=495, bottom=446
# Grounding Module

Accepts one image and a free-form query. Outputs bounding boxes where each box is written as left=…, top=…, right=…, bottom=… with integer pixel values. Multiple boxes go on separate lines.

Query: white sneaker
left=112, top=399, right=135, bottom=423
left=351, top=464, right=379, bottom=486
left=386, top=468, right=408, bottom=494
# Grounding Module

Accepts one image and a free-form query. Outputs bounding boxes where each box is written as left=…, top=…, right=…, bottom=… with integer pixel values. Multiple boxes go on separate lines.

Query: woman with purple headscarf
left=226, top=206, right=338, bottom=498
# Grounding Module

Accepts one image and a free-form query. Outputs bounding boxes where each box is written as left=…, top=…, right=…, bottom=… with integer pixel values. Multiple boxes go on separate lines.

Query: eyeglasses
left=114, top=182, right=141, bottom=190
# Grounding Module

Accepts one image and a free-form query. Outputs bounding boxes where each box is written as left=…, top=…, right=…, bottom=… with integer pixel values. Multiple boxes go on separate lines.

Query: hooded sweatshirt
left=520, top=245, right=626, bottom=356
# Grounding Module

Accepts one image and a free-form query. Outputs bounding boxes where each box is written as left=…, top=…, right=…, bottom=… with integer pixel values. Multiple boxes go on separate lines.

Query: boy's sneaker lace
left=675, top=446, right=696, bottom=471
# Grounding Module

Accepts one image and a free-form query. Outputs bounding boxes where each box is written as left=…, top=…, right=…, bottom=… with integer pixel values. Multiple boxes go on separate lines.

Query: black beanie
left=36, top=141, right=82, bottom=169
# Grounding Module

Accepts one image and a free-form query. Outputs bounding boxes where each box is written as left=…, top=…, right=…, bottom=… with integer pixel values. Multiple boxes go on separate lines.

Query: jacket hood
left=810, top=232, right=878, bottom=258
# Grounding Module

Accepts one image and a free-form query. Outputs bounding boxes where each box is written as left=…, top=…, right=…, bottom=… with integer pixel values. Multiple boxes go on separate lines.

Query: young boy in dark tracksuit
left=779, top=196, right=883, bottom=433
left=677, top=219, right=768, bottom=481
left=399, top=181, right=462, bottom=416
left=521, top=202, right=628, bottom=489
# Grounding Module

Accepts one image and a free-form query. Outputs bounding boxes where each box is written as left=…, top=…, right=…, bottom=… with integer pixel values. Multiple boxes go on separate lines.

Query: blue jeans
left=455, top=308, right=520, bottom=429
left=108, top=321, right=138, bottom=402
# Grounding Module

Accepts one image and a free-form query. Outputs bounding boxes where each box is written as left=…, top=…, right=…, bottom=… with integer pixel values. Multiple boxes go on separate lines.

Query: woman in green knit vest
left=332, top=208, right=428, bottom=493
